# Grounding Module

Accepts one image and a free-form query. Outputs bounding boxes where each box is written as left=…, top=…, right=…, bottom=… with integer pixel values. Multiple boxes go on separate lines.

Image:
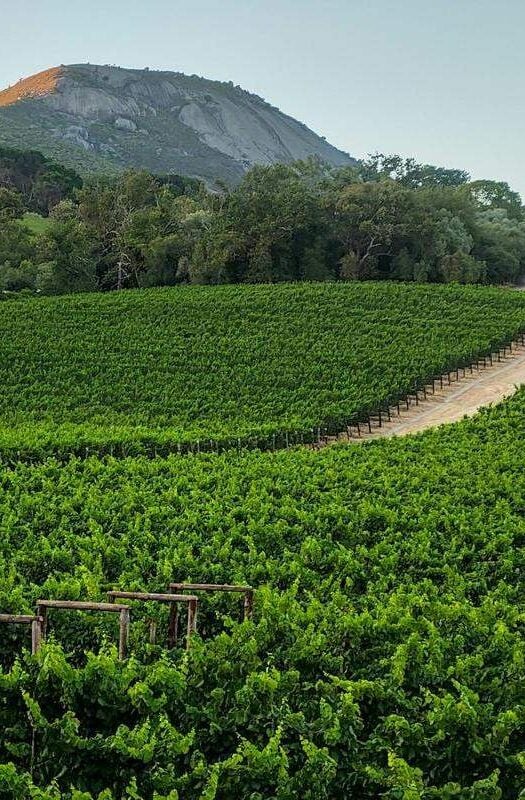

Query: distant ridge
left=0, top=64, right=354, bottom=184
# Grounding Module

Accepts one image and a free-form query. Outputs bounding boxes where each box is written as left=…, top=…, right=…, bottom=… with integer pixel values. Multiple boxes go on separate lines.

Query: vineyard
left=2, top=282, right=525, bottom=459
left=1, top=282, right=525, bottom=799
left=0, top=387, right=524, bottom=797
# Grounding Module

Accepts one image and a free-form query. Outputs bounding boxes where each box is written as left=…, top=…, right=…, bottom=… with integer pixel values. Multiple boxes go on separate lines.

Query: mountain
left=0, top=64, right=353, bottom=185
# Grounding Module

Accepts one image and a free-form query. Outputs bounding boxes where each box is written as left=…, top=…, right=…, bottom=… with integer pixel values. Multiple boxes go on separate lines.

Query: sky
left=2, top=0, right=525, bottom=195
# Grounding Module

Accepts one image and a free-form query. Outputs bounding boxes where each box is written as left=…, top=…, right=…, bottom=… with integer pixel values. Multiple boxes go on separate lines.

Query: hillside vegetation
left=0, top=388, right=524, bottom=797
left=0, top=145, right=81, bottom=215
left=2, top=282, right=525, bottom=458
left=1, top=152, right=524, bottom=295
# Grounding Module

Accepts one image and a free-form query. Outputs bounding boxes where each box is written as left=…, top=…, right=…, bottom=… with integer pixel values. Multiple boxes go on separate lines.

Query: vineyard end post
left=186, top=598, right=198, bottom=650
left=168, top=602, right=179, bottom=649
left=118, top=608, right=130, bottom=660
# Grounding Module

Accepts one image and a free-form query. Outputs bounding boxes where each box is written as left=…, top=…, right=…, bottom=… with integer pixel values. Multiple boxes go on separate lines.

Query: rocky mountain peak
left=0, top=63, right=354, bottom=184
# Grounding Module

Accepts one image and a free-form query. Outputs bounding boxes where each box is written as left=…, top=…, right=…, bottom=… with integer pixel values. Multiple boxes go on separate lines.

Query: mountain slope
left=0, top=64, right=353, bottom=183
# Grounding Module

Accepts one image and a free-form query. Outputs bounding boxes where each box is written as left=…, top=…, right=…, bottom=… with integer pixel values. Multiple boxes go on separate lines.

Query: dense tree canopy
left=0, top=148, right=524, bottom=295
left=0, top=146, right=82, bottom=214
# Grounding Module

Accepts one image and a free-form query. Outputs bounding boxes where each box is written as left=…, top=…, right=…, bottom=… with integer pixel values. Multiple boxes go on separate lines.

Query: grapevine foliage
left=0, top=389, right=524, bottom=797
left=1, top=282, right=525, bottom=459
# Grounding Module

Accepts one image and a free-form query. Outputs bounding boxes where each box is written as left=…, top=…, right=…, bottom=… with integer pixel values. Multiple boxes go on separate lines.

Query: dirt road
left=331, top=343, right=525, bottom=443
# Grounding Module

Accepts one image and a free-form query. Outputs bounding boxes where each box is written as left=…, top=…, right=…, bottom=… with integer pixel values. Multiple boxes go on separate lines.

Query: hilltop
left=0, top=64, right=353, bottom=184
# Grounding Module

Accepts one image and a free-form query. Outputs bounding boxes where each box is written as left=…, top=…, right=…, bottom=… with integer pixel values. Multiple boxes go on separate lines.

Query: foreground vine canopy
left=0, top=282, right=524, bottom=798
left=1, top=282, right=525, bottom=458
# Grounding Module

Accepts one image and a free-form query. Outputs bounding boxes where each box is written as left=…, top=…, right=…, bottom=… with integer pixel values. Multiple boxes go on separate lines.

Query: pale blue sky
left=2, top=0, right=525, bottom=195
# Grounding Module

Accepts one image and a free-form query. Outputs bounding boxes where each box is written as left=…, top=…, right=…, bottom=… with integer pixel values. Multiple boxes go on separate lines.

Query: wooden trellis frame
left=1, top=584, right=255, bottom=658
left=107, top=591, right=198, bottom=650
left=0, top=614, right=43, bottom=655
left=36, top=600, right=131, bottom=660
left=168, top=583, right=254, bottom=621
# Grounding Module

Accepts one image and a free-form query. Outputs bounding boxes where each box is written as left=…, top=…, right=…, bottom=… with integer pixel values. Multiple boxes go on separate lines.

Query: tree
left=301, top=238, right=335, bottom=281
left=0, top=220, right=36, bottom=268
left=472, top=208, right=525, bottom=283
left=433, top=210, right=473, bottom=259
left=77, top=171, right=206, bottom=289
left=193, top=163, right=327, bottom=283
left=0, top=146, right=81, bottom=214
left=37, top=218, right=98, bottom=294
left=392, top=249, right=417, bottom=281
left=0, top=188, right=24, bottom=220
left=464, top=180, right=523, bottom=219
left=361, top=153, right=470, bottom=188
left=0, top=148, right=523, bottom=293
left=330, top=181, right=414, bottom=279
left=440, top=251, right=487, bottom=283
left=78, top=171, right=160, bottom=288
left=244, top=243, right=276, bottom=282
left=0, top=259, right=36, bottom=291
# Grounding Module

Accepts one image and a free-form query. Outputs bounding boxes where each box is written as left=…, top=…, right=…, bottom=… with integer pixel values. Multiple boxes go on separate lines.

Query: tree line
left=1, top=147, right=524, bottom=294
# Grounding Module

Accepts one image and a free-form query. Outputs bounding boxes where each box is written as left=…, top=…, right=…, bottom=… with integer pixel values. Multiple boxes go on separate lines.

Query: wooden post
left=0, top=615, right=44, bottom=655
left=186, top=598, right=197, bottom=649
left=149, top=620, right=157, bottom=645
left=244, top=590, right=254, bottom=620
left=168, top=602, right=179, bottom=649
left=118, top=608, right=130, bottom=660
left=38, top=606, right=48, bottom=639
left=108, top=591, right=198, bottom=651
left=31, top=618, right=42, bottom=655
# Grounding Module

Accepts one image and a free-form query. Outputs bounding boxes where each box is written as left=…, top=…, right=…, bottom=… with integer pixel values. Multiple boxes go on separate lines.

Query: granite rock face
left=0, top=64, right=354, bottom=183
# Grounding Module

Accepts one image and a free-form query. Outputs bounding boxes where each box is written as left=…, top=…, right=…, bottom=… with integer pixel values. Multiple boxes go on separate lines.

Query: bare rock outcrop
left=0, top=64, right=354, bottom=183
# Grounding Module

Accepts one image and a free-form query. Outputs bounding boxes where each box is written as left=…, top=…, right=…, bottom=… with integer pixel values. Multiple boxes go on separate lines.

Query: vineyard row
left=3, top=329, right=525, bottom=464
